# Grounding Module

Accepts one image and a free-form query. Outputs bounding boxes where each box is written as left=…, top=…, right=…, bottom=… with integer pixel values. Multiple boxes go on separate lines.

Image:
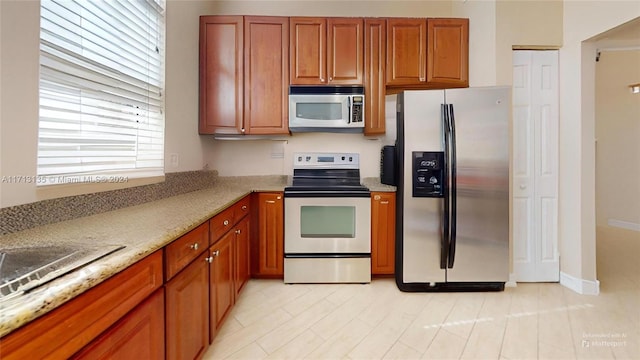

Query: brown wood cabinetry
left=0, top=251, right=163, bottom=360
left=427, top=18, right=469, bottom=87
left=165, top=222, right=209, bottom=281
left=371, top=192, right=396, bottom=275
left=209, top=228, right=235, bottom=342
left=165, top=244, right=210, bottom=360
left=364, top=19, right=386, bottom=135
left=386, top=18, right=427, bottom=86
left=252, top=192, right=284, bottom=277
left=200, top=16, right=289, bottom=135
left=244, top=16, right=290, bottom=134
left=199, top=16, right=243, bottom=134
left=209, top=195, right=251, bottom=342
left=73, top=288, right=165, bottom=360
left=290, top=17, right=363, bottom=85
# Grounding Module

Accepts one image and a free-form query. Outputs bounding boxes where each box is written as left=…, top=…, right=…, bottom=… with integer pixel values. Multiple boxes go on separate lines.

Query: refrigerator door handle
left=448, top=104, right=458, bottom=269
left=440, top=104, right=450, bottom=270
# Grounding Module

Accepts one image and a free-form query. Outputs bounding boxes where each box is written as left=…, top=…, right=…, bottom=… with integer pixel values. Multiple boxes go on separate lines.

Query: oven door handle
left=284, top=191, right=371, bottom=198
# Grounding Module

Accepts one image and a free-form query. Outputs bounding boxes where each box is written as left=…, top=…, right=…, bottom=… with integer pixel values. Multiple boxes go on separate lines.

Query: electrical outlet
left=169, top=153, right=179, bottom=168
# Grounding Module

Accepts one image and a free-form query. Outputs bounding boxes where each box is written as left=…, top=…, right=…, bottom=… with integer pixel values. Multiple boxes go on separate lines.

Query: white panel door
left=512, top=50, right=559, bottom=282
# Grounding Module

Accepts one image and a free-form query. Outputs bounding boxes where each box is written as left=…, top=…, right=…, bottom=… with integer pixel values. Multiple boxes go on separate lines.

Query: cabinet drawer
left=165, top=222, right=209, bottom=281
left=233, top=195, right=251, bottom=221
left=210, top=205, right=235, bottom=240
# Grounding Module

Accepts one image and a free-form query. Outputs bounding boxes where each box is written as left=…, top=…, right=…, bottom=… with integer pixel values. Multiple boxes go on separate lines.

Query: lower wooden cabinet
left=209, top=229, right=235, bottom=342
left=234, top=217, right=251, bottom=297
left=165, top=252, right=210, bottom=360
left=371, top=192, right=396, bottom=275
left=251, top=192, right=284, bottom=277
left=72, top=288, right=165, bottom=359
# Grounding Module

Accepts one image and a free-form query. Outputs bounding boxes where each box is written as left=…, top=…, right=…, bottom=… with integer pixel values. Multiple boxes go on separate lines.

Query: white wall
left=560, top=2, right=640, bottom=293
left=595, top=50, right=640, bottom=230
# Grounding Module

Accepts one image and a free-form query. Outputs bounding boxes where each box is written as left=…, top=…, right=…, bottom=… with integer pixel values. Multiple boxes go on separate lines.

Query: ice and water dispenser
left=412, top=151, right=445, bottom=198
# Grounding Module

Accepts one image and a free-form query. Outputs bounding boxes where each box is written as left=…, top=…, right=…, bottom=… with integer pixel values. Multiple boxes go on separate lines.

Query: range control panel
left=293, top=152, right=360, bottom=169
left=412, top=151, right=445, bottom=197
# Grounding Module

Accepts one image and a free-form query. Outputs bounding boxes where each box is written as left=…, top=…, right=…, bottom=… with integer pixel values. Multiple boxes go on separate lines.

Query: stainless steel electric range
left=284, top=152, right=371, bottom=284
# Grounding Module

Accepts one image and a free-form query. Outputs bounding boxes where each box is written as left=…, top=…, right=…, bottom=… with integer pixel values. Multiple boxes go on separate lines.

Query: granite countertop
left=0, top=175, right=394, bottom=338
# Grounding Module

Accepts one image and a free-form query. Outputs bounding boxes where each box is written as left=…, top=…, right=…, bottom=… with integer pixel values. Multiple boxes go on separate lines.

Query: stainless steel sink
left=0, top=245, right=125, bottom=301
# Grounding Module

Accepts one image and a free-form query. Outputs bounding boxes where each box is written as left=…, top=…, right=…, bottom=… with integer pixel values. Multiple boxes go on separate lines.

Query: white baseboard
left=505, top=273, right=517, bottom=287
left=607, top=219, right=640, bottom=232
left=560, top=271, right=600, bottom=295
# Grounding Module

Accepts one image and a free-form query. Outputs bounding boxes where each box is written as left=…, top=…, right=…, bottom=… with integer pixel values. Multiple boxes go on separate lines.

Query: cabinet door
left=209, top=230, right=235, bottom=342
left=244, top=16, right=290, bottom=134
left=386, top=18, right=427, bottom=86
left=165, top=256, right=209, bottom=360
left=327, top=18, right=363, bottom=85
left=426, top=18, right=469, bottom=87
left=364, top=19, right=386, bottom=135
left=199, top=16, right=243, bottom=134
left=234, top=217, right=251, bottom=297
left=72, top=288, right=165, bottom=360
left=255, top=192, right=284, bottom=276
left=290, top=17, right=326, bottom=84
left=371, top=192, right=396, bottom=275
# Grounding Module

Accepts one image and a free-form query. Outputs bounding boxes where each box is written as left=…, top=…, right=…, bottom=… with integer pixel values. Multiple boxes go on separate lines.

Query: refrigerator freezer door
left=398, top=90, right=446, bottom=283
left=444, top=87, right=510, bottom=282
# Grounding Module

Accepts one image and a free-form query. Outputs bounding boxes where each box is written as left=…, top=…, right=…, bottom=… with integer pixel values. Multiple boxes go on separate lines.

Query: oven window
left=300, top=206, right=355, bottom=238
left=296, top=102, right=342, bottom=120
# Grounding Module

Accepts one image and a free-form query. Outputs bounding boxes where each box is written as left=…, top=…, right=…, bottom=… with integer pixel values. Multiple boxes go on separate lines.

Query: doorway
left=512, top=50, right=560, bottom=282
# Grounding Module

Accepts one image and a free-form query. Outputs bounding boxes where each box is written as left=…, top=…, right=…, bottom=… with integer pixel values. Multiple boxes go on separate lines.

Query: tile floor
left=203, top=226, right=639, bottom=359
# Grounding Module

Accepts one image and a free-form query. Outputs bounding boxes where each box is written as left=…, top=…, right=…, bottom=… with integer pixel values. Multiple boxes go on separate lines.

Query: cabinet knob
left=236, top=229, right=241, bottom=234
left=519, top=184, right=526, bottom=189
left=277, top=196, right=281, bottom=200
left=374, top=195, right=381, bottom=200
left=223, top=220, right=229, bottom=226
left=320, top=78, right=325, bottom=82
left=191, top=243, right=199, bottom=251
left=213, top=250, right=220, bottom=257
left=205, top=256, right=213, bottom=263
left=241, top=205, right=247, bottom=210
left=329, top=77, right=333, bottom=81
left=420, top=77, right=425, bottom=82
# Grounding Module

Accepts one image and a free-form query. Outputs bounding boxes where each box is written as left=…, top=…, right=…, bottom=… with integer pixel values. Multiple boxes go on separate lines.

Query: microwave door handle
left=347, top=96, right=352, bottom=124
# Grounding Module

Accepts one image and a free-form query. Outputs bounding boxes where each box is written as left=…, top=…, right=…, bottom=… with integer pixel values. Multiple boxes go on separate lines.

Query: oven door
left=284, top=196, right=371, bottom=254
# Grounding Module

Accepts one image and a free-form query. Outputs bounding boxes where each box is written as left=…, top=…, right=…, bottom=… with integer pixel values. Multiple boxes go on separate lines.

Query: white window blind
left=38, top=0, right=165, bottom=185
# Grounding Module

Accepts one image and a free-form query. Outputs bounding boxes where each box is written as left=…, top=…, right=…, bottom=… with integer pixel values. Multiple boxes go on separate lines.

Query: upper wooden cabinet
left=290, top=17, right=363, bottom=85
left=386, top=18, right=426, bottom=86
left=199, top=16, right=243, bottom=134
left=364, top=19, right=386, bottom=135
left=199, top=16, right=289, bottom=135
left=427, top=18, right=469, bottom=87
left=386, top=18, right=468, bottom=88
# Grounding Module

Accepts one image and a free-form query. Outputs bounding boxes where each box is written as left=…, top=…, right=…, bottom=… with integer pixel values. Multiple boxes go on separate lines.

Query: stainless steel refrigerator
left=393, top=87, right=510, bottom=292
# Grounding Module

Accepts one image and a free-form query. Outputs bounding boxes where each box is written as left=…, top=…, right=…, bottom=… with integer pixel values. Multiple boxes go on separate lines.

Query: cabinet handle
left=380, top=201, right=389, bottom=204
left=235, top=229, right=241, bottom=234
left=223, top=220, right=229, bottom=226
left=205, top=256, right=213, bottom=263
left=266, top=200, right=275, bottom=204
left=420, top=77, right=426, bottom=82
left=213, top=250, right=220, bottom=257
left=374, top=195, right=381, bottom=201
left=276, top=196, right=281, bottom=200
left=191, top=243, right=199, bottom=251
left=329, top=76, right=333, bottom=81
left=241, top=205, right=247, bottom=210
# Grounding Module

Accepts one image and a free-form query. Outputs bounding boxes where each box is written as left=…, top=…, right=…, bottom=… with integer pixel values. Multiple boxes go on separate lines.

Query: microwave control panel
left=412, top=151, right=445, bottom=198
left=350, top=95, right=364, bottom=123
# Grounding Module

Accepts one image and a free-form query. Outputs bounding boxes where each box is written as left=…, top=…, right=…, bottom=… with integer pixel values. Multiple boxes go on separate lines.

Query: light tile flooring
left=204, top=226, right=639, bottom=359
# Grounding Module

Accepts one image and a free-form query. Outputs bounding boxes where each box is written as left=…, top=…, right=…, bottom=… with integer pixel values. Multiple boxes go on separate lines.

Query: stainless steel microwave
left=288, top=86, right=364, bottom=133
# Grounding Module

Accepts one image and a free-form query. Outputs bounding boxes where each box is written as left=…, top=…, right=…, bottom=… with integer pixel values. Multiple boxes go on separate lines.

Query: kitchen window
left=37, top=0, right=166, bottom=185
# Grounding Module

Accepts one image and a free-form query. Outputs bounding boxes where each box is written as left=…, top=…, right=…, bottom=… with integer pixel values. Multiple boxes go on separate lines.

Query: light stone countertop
left=0, top=175, right=394, bottom=338
left=0, top=175, right=287, bottom=338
